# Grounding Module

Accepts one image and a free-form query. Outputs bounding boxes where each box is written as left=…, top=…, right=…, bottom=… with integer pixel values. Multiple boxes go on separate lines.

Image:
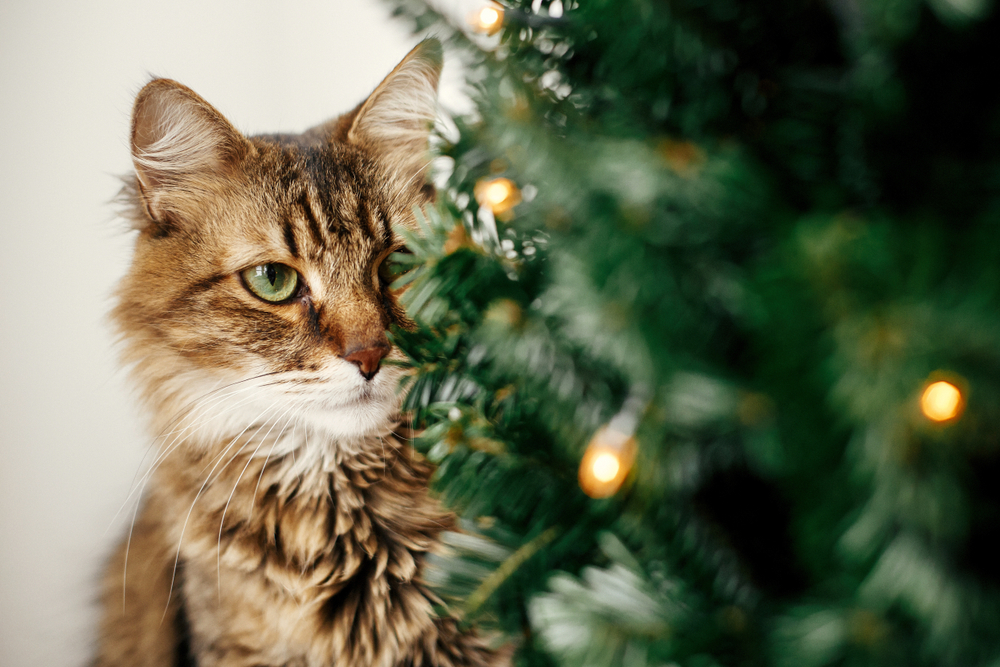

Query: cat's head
left=114, top=40, right=442, bottom=450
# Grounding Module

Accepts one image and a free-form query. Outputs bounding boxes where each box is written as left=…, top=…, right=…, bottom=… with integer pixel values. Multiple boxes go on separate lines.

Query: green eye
left=241, top=263, right=299, bottom=302
left=378, top=250, right=416, bottom=287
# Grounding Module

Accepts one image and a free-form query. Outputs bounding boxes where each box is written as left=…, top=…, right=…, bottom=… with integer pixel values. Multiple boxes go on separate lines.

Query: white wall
left=0, top=2, right=473, bottom=664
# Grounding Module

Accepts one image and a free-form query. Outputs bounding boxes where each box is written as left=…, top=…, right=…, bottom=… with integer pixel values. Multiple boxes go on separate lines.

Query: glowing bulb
left=578, top=426, right=636, bottom=498
left=484, top=181, right=509, bottom=205
left=474, top=177, right=521, bottom=215
left=921, top=380, right=964, bottom=422
left=470, top=4, right=504, bottom=34
left=480, top=6, right=500, bottom=26
left=591, top=453, right=620, bottom=482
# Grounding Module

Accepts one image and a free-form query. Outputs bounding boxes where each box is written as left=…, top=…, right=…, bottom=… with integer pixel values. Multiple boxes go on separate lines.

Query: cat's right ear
left=130, top=79, right=250, bottom=233
left=345, top=40, right=443, bottom=195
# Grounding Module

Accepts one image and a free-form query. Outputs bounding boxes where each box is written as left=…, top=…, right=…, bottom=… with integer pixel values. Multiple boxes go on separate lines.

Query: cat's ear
left=130, top=79, right=251, bottom=231
left=347, top=39, right=442, bottom=191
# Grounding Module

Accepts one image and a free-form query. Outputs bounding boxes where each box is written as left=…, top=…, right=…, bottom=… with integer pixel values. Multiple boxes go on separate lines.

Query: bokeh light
left=591, top=453, right=620, bottom=482
left=474, top=177, right=521, bottom=215
left=578, top=426, right=636, bottom=498
left=470, top=4, right=504, bottom=35
left=920, top=380, right=964, bottom=422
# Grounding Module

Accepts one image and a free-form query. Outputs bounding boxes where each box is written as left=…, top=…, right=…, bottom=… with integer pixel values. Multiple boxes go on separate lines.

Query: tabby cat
left=94, top=40, right=505, bottom=667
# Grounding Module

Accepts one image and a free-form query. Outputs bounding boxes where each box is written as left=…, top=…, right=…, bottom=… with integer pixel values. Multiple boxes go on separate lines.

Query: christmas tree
left=386, top=1, right=1000, bottom=665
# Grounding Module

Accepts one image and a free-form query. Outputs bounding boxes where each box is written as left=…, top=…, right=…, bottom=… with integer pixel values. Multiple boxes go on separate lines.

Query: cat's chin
left=141, top=357, right=406, bottom=457
left=300, top=373, right=405, bottom=441
left=305, top=399, right=400, bottom=441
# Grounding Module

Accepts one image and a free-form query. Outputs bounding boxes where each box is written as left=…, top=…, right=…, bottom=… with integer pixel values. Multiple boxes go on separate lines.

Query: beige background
left=0, top=1, right=475, bottom=664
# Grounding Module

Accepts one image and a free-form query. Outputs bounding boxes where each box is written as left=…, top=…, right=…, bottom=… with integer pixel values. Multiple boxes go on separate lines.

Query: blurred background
left=0, top=2, right=473, bottom=664
left=376, top=1, right=1000, bottom=665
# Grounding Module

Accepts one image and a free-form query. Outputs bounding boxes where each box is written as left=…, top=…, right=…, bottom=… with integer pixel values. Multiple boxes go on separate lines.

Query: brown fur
left=95, top=41, right=507, bottom=667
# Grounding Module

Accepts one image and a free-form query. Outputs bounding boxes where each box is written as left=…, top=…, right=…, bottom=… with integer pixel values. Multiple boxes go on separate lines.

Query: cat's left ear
left=347, top=39, right=443, bottom=192
left=130, top=79, right=252, bottom=233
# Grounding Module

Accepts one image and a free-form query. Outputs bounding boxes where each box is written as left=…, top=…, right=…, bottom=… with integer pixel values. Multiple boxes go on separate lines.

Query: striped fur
left=95, top=41, right=507, bottom=667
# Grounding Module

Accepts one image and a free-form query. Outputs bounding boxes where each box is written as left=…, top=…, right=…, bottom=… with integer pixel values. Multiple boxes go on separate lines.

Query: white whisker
left=113, top=373, right=277, bottom=534
left=216, top=402, right=298, bottom=598
left=379, top=435, right=387, bottom=480
left=247, top=409, right=298, bottom=523
left=162, top=401, right=280, bottom=622
left=119, top=381, right=271, bottom=531
left=122, top=374, right=277, bottom=609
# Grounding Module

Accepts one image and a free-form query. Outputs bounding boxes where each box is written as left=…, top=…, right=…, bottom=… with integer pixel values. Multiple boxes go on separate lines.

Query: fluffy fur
left=94, top=41, right=506, bottom=667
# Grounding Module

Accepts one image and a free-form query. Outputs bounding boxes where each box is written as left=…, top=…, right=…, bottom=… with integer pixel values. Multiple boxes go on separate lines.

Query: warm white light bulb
left=921, top=380, right=963, bottom=422
left=480, top=6, right=500, bottom=27
left=485, top=181, right=510, bottom=205
left=471, top=5, right=504, bottom=34
left=591, top=453, right=620, bottom=482
left=474, top=177, right=521, bottom=215
left=578, top=425, right=636, bottom=499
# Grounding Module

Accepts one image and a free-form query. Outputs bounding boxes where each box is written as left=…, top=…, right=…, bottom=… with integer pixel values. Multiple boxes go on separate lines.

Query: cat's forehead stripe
left=281, top=214, right=300, bottom=259
left=296, top=190, right=326, bottom=250
left=358, top=197, right=390, bottom=248
left=294, top=153, right=395, bottom=254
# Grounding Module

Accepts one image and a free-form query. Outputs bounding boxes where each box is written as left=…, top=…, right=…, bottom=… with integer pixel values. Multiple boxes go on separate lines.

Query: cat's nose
left=343, top=344, right=390, bottom=381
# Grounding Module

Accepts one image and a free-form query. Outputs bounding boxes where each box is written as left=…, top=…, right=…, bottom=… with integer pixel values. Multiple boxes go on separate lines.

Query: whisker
left=216, top=403, right=298, bottom=598
left=132, top=371, right=282, bottom=477
left=379, top=435, right=387, bottom=480
left=112, top=372, right=279, bottom=535
left=118, top=381, right=270, bottom=527
left=122, top=377, right=277, bottom=610
left=122, top=374, right=225, bottom=491
left=247, top=408, right=298, bottom=523
left=162, top=402, right=280, bottom=622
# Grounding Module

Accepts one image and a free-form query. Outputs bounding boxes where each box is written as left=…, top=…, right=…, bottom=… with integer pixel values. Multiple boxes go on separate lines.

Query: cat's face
left=115, top=41, right=441, bottom=449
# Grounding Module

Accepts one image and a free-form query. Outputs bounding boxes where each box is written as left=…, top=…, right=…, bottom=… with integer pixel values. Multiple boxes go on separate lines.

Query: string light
left=591, top=453, right=620, bottom=482
left=578, top=425, right=636, bottom=498
left=578, top=392, right=647, bottom=498
left=920, top=379, right=964, bottom=422
left=469, top=4, right=505, bottom=34
left=474, top=177, right=521, bottom=215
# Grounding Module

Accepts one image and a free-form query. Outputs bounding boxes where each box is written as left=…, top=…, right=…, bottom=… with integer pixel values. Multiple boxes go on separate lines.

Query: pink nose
left=343, top=345, right=390, bottom=381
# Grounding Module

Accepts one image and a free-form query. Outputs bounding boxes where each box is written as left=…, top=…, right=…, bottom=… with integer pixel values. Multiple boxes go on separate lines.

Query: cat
left=94, top=40, right=506, bottom=667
